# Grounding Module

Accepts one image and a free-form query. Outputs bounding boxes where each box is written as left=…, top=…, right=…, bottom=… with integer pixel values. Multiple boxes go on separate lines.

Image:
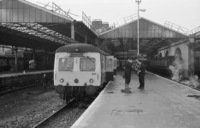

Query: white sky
left=27, top=0, right=200, bottom=30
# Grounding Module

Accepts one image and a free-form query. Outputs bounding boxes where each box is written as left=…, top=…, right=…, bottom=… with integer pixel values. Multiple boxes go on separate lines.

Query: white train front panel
left=54, top=52, right=101, bottom=87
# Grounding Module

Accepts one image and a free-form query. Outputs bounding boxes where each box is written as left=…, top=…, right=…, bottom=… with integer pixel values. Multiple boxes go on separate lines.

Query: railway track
left=0, top=82, right=40, bottom=97
left=32, top=98, right=76, bottom=128
left=32, top=94, right=98, bottom=128
left=0, top=79, right=51, bottom=98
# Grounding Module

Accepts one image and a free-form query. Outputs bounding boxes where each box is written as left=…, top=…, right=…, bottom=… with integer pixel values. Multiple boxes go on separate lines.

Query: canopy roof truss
left=0, top=22, right=73, bottom=45
left=0, top=0, right=99, bottom=51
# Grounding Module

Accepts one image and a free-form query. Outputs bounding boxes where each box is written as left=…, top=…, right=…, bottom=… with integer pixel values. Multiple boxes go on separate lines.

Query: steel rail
left=32, top=98, right=76, bottom=128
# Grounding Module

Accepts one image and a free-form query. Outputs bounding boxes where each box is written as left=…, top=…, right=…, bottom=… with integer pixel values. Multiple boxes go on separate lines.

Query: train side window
left=80, top=57, right=95, bottom=71
left=100, top=55, right=104, bottom=71
left=59, top=58, right=74, bottom=71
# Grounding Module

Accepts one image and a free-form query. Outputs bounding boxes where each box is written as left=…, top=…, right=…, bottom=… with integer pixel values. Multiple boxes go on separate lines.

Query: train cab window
left=107, top=59, right=112, bottom=68
left=80, top=57, right=95, bottom=71
left=59, top=58, right=74, bottom=71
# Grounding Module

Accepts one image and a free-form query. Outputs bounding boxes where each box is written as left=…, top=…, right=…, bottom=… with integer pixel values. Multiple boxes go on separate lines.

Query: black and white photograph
left=0, top=0, right=200, bottom=127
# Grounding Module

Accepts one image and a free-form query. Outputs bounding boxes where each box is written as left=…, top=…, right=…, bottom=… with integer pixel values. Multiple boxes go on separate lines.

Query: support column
left=14, top=48, right=18, bottom=71
left=188, top=37, right=195, bottom=77
left=95, top=38, right=98, bottom=46
left=84, top=35, right=87, bottom=44
left=32, top=48, right=35, bottom=60
left=71, top=21, right=75, bottom=40
left=32, top=49, right=36, bottom=69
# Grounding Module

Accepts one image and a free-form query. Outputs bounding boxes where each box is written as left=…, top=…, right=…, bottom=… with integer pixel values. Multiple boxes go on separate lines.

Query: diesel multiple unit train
left=147, top=56, right=175, bottom=77
left=54, top=43, right=117, bottom=103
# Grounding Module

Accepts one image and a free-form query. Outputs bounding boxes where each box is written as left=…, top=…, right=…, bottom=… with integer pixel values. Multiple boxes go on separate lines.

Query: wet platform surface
left=71, top=72, right=200, bottom=128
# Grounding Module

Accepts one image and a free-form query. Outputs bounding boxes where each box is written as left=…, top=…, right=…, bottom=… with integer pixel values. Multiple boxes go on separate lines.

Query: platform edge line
left=71, top=81, right=111, bottom=128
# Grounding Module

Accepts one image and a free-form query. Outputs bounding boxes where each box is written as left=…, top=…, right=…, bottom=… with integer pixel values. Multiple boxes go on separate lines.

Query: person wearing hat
left=135, top=58, right=146, bottom=90
left=122, top=58, right=133, bottom=93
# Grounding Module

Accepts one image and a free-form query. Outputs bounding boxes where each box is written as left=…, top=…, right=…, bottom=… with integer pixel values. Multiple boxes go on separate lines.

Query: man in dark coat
left=122, top=58, right=133, bottom=93
left=135, top=58, right=146, bottom=90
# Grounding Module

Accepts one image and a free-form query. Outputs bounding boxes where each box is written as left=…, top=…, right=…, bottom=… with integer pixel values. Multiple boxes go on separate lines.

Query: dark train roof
left=56, top=43, right=109, bottom=55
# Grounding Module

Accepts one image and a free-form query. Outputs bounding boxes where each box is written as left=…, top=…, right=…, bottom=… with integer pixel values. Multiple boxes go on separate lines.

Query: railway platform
left=0, top=70, right=53, bottom=78
left=71, top=72, right=200, bottom=128
left=0, top=70, right=53, bottom=96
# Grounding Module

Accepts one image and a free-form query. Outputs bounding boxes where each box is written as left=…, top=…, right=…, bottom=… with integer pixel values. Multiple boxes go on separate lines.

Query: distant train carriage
left=54, top=43, right=109, bottom=102
left=0, top=56, right=12, bottom=72
left=113, top=57, right=118, bottom=75
left=24, top=52, right=54, bottom=70
left=106, top=55, right=115, bottom=81
left=148, top=56, right=174, bottom=77
left=0, top=56, right=29, bottom=72
left=0, top=51, right=54, bottom=72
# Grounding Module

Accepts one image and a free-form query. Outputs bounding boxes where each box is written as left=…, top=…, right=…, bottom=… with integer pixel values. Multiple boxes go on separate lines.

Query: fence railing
left=188, top=26, right=200, bottom=35
left=164, top=21, right=189, bottom=35
left=82, top=12, right=99, bottom=35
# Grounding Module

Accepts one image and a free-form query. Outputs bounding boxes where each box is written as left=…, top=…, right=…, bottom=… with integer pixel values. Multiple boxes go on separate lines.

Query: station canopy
left=189, top=27, right=200, bottom=51
left=0, top=0, right=98, bottom=52
left=99, top=17, right=188, bottom=54
left=191, top=29, right=200, bottom=39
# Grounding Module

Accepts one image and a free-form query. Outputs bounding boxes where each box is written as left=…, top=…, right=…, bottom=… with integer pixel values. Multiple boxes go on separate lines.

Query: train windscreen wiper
left=86, top=56, right=95, bottom=63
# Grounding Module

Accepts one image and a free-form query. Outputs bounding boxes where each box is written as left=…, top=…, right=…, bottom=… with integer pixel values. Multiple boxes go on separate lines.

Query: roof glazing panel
left=0, top=0, right=73, bottom=23
left=99, top=17, right=187, bottom=39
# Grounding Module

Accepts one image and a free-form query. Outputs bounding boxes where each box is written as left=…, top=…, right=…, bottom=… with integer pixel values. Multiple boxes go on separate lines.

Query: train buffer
left=71, top=72, right=200, bottom=128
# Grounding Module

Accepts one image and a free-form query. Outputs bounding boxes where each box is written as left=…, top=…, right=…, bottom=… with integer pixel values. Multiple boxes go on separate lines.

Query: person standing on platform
left=135, top=58, right=146, bottom=90
left=122, top=58, right=133, bottom=93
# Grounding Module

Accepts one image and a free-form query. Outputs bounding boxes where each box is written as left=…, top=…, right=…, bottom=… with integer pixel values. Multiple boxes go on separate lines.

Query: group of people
left=122, top=57, right=146, bottom=93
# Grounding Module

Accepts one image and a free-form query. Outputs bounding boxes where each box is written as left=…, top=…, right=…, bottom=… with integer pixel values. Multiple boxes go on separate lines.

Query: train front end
left=54, top=52, right=102, bottom=98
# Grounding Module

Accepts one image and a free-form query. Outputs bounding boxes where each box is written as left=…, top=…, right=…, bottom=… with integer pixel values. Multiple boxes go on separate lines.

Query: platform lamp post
left=136, top=0, right=141, bottom=57
left=135, top=0, right=145, bottom=57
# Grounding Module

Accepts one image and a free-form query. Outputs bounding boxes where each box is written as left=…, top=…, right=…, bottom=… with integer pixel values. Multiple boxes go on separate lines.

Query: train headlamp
left=89, top=78, right=94, bottom=83
left=74, top=78, right=79, bottom=83
left=60, top=78, right=64, bottom=83
left=75, top=48, right=79, bottom=52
